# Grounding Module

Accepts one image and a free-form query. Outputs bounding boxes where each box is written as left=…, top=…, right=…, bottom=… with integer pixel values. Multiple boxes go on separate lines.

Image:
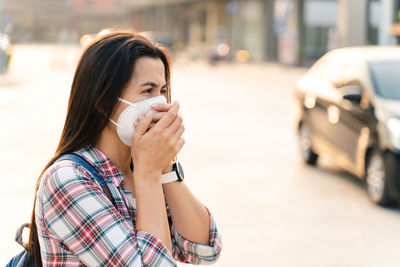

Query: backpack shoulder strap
left=55, top=153, right=115, bottom=206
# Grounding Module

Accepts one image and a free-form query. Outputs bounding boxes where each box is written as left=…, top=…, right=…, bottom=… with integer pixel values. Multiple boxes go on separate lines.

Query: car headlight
left=387, top=117, right=400, bottom=150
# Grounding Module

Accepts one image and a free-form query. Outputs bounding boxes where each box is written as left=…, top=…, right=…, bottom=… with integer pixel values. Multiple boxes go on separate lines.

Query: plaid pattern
left=35, top=146, right=222, bottom=266
left=171, top=210, right=222, bottom=265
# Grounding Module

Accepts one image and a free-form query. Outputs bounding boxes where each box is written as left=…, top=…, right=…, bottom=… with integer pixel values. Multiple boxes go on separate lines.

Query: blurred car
left=294, top=46, right=400, bottom=206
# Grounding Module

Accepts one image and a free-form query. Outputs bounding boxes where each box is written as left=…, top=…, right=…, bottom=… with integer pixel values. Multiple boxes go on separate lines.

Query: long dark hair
left=27, top=31, right=172, bottom=266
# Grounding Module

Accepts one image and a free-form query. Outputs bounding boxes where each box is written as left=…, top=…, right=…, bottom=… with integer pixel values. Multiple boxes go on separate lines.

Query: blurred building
left=126, top=0, right=400, bottom=65
left=70, top=0, right=130, bottom=38
left=1, top=0, right=400, bottom=66
left=1, top=0, right=131, bottom=43
left=127, top=0, right=276, bottom=62
left=1, top=0, right=71, bottom=42
left=298, top=0, right=400, bottom=66
left=271, top=0, right=400, bottom=66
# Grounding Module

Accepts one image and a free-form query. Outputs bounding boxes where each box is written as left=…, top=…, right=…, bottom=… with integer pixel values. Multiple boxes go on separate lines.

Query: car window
left=369, top=61, right=400, bottom=100
left=338, top=80, right=364, bottom=95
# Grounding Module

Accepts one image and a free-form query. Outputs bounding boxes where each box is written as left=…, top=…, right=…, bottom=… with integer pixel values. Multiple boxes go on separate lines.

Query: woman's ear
left=95, top=97, right=119, bottom=119
left=95, top=105, right=116, bottom=126
left=95, top=105, right=105, bottom=115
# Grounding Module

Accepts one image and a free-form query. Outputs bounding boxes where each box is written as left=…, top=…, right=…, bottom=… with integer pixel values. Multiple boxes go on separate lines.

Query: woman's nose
left=153, top=90, right=162, bottom=97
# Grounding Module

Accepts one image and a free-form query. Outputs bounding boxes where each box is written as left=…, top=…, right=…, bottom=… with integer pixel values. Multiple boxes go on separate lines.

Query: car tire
left=298, top=121, right=318, bottom=166
left=366, top=150, right=397, bottom=206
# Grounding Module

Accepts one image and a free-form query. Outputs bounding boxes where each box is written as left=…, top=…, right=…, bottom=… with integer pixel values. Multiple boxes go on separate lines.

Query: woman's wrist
left=162, top=162, right=173, bottom=174
left=133, top=167, right=162, bottom=183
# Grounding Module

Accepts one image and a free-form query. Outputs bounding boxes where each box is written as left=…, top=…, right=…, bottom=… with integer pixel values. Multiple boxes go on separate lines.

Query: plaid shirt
left=35, top=146, right=222, bottom=266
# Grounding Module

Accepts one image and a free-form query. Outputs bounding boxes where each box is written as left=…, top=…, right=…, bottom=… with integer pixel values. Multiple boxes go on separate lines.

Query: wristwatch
left=161, top=162, right=184, bottom=184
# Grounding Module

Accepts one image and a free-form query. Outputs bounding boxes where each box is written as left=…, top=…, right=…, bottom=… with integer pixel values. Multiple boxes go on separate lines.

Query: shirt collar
left=76, top=145, right=126, bottom=187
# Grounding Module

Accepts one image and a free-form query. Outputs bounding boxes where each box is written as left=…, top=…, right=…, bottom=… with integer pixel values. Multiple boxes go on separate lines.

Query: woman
left=27, top=31, right=222, bottom=266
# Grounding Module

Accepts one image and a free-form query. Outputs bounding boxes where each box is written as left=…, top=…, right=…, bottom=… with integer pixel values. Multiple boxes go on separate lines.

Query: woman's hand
left=150, top=103, right=183, bottom=174
left=135, top=102, right=184, bottom=174
left=149, top=103, right=183, bottom=130
left=131, top=101, right=185, bottom=180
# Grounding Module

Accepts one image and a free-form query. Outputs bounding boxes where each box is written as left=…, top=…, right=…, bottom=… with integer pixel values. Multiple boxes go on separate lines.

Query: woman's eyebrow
left=140, top=81, right=167, bottom=88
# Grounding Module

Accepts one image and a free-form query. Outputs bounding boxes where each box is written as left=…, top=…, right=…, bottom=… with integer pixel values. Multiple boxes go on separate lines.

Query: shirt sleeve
left=40, top=162, right=176, bottom=267
left=170, top=207, right=222, bottom=265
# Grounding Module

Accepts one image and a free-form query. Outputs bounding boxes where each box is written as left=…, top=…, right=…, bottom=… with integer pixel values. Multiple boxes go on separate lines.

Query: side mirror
left=343, top=93, right=362, bottom=102
left=341, top=85, right=362, bottom=103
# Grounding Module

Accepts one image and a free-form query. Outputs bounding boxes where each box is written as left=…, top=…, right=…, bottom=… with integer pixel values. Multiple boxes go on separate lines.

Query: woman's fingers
left=150, top=101, right=179, bottom=131
left=174, top=138, right=185, bottom=154
left=165, top=112, right=183, bottom=136
left=151, top=111, right=166, bottom=122
left=152, top=103, right=172, bottom=112
left=132, top=111, right=153, bottom=143
left=170, top=124, right=185, bottom=144
left=133, top=106, right=180, bottom=131
left=151, top=110, right=182, bottom=128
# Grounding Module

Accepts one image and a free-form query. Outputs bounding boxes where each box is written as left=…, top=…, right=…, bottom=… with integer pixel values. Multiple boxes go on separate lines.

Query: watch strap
left=161, top=171, right=179, bottom=184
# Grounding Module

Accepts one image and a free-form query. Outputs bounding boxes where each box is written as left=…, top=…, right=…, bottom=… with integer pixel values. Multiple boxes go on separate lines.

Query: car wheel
left=298, top=122, right=318, bottom=166
left=366, top=150, right=397, bottom=206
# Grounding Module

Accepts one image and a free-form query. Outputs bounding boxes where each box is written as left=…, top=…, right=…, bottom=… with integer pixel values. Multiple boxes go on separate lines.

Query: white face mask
left=110, top=95, right=167, bottom=146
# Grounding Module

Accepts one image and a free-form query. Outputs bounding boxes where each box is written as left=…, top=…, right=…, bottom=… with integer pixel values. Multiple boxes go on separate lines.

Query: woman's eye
left=143, top=88, right=152, bottom=94
left=161, top=90, right=168, bottom=95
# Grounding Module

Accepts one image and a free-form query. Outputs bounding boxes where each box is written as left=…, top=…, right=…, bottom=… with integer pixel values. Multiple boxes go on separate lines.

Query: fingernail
left=139, top=115, right=144, bottom=120
left=134, top=122, right=138, bottom=127
left=152, top=103, right=159, bottom=108
left=146, top=111, right=152, bottom=118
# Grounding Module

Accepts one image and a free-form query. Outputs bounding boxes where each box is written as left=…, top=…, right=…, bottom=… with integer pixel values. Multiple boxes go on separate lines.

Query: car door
left=333, top=79, right=374, bottom=175
left=306, top=60, right=347, bottom=154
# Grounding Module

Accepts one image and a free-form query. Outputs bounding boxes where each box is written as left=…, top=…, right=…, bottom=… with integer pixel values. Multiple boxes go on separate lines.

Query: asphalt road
left=1, top=45, right=400, bottom=267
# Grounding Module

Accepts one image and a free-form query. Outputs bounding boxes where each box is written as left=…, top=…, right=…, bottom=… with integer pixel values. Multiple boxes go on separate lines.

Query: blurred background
left=1, top=0, right=400, bottom=66
left=2, top=0, right=400, bottom=266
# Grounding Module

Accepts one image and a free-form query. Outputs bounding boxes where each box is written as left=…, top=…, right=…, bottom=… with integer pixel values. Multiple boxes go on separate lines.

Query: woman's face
left=111, top=56, right=168, bottom=122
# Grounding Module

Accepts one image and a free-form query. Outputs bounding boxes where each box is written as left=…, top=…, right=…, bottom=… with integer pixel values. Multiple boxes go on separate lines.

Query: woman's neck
left=95, top=125, right=131, bottom=175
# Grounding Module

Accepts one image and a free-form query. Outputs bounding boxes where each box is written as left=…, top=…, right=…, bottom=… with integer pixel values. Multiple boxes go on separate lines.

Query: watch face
left=175, top=162, right=184, bottom=181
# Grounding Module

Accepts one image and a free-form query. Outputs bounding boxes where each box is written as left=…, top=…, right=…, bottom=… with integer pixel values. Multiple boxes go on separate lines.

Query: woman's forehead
left=132, top=57, right=166, bottom=85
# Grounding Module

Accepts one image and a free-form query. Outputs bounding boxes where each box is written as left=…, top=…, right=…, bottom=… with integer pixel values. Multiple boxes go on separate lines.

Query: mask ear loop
left=118, top=98, right=136, bottom=106
left=109, top=118, right=118, bottom=127
left=109, top=97, right=135, bottom=128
